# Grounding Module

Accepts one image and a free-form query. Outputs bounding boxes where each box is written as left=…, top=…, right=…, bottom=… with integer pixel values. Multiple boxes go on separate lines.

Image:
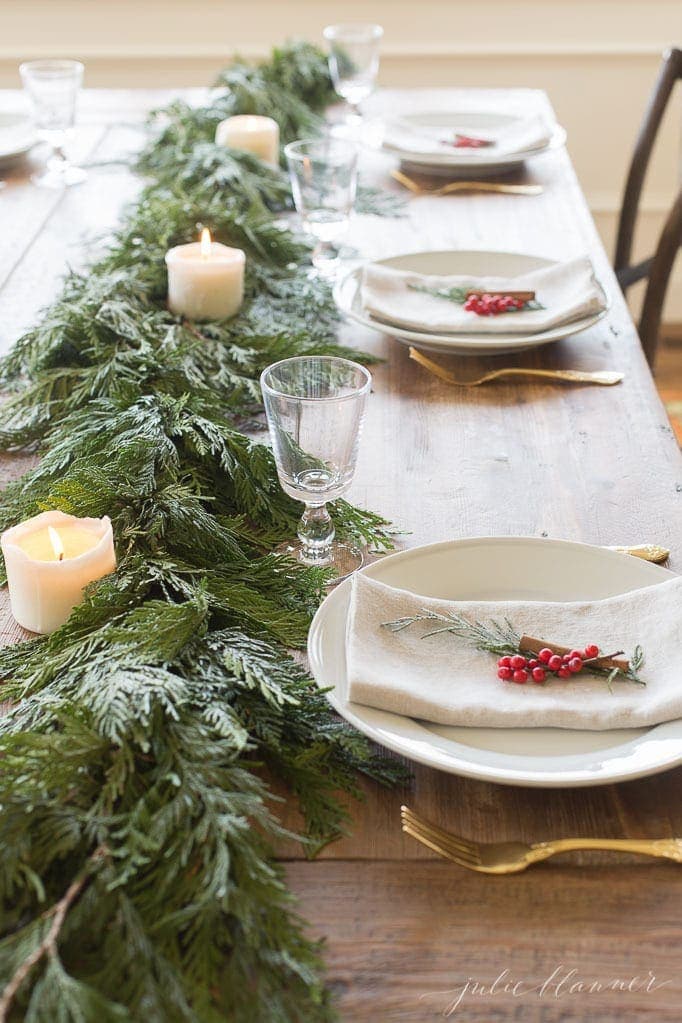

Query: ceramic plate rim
left=0, top=112, right=37, bottom=161
left=334, top=250, right=611, bottom=353
left=308, top=537, right=681, bottom=787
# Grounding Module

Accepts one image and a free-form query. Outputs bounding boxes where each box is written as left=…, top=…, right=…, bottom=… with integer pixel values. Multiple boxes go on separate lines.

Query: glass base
left=327, top=115, right=382, bottom=147
left=328, top=119, right=362, bottom=141
left=32, top=164, right=87, bottom=189
left=311, top=252, right=340, bottom=279
left=276, top=539, right=364, bottom=584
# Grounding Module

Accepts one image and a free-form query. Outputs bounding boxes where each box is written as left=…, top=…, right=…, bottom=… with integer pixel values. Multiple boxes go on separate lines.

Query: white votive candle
left=165, top=228, right=245, bottom=322
left=215, top=115, right=280, bottom=168
left=1, top=510, right=117, bottom=634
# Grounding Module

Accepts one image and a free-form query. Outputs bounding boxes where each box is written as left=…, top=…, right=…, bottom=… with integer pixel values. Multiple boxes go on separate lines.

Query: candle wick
left=58, top=552, right=64, bottom=562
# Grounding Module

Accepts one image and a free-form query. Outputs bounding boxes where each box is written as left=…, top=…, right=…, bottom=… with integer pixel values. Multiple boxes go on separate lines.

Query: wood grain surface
left=1, top=88, right=681, bottom=1022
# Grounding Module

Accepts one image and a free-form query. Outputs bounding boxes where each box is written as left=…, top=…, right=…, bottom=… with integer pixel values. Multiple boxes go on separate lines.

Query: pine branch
left=0, top=39, right=401, bottom=1020
left=0, top=845, right=108, bottom=1021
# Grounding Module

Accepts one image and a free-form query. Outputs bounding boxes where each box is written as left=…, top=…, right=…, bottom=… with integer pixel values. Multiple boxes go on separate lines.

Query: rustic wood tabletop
left=1, top=88, right=681, bottom=1022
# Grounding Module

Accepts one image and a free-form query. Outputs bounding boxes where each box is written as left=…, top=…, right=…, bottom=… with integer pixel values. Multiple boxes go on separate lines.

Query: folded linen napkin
left=361, top=257, right=606, bottom=336
left=346, top=573, right=682, bottom=730
left=384, top=114, right=553, bottom=158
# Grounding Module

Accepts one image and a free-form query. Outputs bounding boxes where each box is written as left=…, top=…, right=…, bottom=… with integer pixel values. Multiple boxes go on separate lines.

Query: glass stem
left=298, top=503, right=335, bottom=565
left=313, top=239, right=337, bottom=264
left=47, top=140, right=68, bottom=172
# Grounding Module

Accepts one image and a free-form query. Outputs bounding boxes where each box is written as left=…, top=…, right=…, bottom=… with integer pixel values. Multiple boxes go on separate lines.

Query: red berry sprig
left=463, top=293, right=527, bottom=316
left=497, top=644, right=602, bottom=685
left=444, top=133, right=493, bottom=149
left=382, top=612, right=643, bottom=689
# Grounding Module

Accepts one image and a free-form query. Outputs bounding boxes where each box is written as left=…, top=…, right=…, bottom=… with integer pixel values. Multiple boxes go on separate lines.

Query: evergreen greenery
left=383, top=612, right=646, bottom=687
left=0, top=41, right=404, bottom=1021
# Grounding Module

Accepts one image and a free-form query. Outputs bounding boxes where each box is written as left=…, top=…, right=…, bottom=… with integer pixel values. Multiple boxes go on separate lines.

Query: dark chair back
left=614, top=47, right=682, bottom=366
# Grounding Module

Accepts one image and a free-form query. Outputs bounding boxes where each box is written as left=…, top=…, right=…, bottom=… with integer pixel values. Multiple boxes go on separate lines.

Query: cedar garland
left=0, top=41, right=404, bottom=1022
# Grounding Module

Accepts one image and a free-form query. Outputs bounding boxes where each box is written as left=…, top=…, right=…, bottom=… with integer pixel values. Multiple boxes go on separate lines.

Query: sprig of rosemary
left=384, top=610, right=521, bottom=653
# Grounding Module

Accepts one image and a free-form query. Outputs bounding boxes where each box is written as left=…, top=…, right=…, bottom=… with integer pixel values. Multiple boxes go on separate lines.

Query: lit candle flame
left=48, top=526, right=64, bottom=562
left=200, top=228, right=212, bottom=259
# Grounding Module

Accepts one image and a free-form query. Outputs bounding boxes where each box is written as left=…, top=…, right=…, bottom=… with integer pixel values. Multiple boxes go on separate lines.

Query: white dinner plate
left=382, top=110, right=566, bottom=178
left=308, top=537, right=681, bottom=787
left=0, top=112, right=37, bottom=167
left=334, top=250, right=610, bottom=356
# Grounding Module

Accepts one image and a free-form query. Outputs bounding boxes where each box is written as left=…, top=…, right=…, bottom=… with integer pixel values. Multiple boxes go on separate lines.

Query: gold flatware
left=409, top=347, right=623, bottom=387
left=439, top=181, right=544, bottom=197
left=608, top=544, right=670, bottom=564
left=391, top=169, right=543, bottom=196
left=401, top=806, right=682, bottom=874
left=391, top=169, right=426, bottom=194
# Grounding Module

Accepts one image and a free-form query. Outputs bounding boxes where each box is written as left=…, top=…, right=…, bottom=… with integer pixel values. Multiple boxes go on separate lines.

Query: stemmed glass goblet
left=284, top=138, right=357, bottom=277
left=20, top=59, right=87, bottom=189
left=260, top=356, right=372, bottom=580
left=323, top=23, right=383, bottom=128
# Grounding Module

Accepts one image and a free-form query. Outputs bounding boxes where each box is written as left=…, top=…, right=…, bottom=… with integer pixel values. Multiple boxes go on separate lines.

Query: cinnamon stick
left=519, top=634, right=629, bottom=673
left=466, top=289, right=536, bottom=302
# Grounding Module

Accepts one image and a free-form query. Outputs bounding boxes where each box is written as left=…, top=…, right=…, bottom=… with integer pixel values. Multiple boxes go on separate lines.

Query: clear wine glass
left=260, top=356, right=372, bottom=580
left=323, top=23, right=383, bottom=126
left=284, top=138, right=358, bottom=277
left=20, top=59, right=87, bottom=189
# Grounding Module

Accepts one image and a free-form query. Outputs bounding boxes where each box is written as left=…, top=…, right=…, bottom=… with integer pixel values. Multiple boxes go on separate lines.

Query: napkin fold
left=346, top=573, right=682, bottom=730
left=361, top=257, right=605, bottom=335
left=384, top=114, right=553, bottom=158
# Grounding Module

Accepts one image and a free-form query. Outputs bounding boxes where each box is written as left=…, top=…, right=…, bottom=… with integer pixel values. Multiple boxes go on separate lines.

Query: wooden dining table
left=1, top=87, right=681, bottom=1023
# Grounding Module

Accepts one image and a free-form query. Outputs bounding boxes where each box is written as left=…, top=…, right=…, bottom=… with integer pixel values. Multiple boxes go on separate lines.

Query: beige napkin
left=384, top=114, right=553, bottom=158
left=346, top=573, right=682, bottom=730
left=361, top=257, right=606, bottom=336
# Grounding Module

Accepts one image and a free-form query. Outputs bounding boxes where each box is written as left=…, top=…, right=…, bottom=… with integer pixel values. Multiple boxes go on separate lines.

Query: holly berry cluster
left=450, top=133, right=492, bottom=149
left=463, top=293, right=527, bottom=316
left=497, top=644, right=601, bottom=685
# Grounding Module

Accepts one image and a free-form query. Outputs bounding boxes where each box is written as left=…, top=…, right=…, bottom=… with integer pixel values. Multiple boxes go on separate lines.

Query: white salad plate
left=308, top=537, right=681, bottom=788
left=382, top=110, right=566, bottom=178
left=334, top=250, right=610, bottom=356
left=0, top=112, right=37, bottom=168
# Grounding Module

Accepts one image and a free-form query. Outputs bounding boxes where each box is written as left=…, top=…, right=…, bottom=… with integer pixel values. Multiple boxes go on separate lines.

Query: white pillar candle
left=165, top=228, right=245, bottom=322
left=215, top=115, right=280, bottom=168
left=1, top=510, right=117, bottom=634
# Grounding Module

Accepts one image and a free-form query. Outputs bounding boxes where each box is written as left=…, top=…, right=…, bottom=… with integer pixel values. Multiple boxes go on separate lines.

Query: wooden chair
left=614, top=47, right=682, bottom=367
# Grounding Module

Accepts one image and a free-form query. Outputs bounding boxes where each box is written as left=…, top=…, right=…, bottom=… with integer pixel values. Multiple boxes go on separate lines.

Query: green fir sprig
left=0, top=41, right=407, bottom=1022
left=383, top=610, right=646, bottom=688
left=408, top=282, right=544, bottom=311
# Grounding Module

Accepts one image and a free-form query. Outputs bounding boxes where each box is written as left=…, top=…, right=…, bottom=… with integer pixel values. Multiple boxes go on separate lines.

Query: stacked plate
left=308, top=537, right=681, bottom=787
left=0, top=112, right=37, bottom=169
left=334, top=250, right=610, bottom=357
left=382, top=109, right=566, bottom=178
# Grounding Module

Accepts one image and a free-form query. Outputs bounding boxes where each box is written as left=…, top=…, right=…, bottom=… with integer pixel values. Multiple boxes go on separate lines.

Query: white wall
left=2, top=0, right=681, bottom=321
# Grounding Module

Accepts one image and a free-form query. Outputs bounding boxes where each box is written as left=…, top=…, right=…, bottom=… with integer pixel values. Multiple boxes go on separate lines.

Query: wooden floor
left=655, top=339, right=682, bottom=443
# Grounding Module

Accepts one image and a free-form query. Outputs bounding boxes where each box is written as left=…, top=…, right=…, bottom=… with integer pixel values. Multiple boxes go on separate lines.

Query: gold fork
left=409, top=346, right=623, bottom=387
left=400, top=806, right=682, bottom=871
left=391, top=169, right=543, bottom=196
left=401, top=806, right=682, bottom=874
